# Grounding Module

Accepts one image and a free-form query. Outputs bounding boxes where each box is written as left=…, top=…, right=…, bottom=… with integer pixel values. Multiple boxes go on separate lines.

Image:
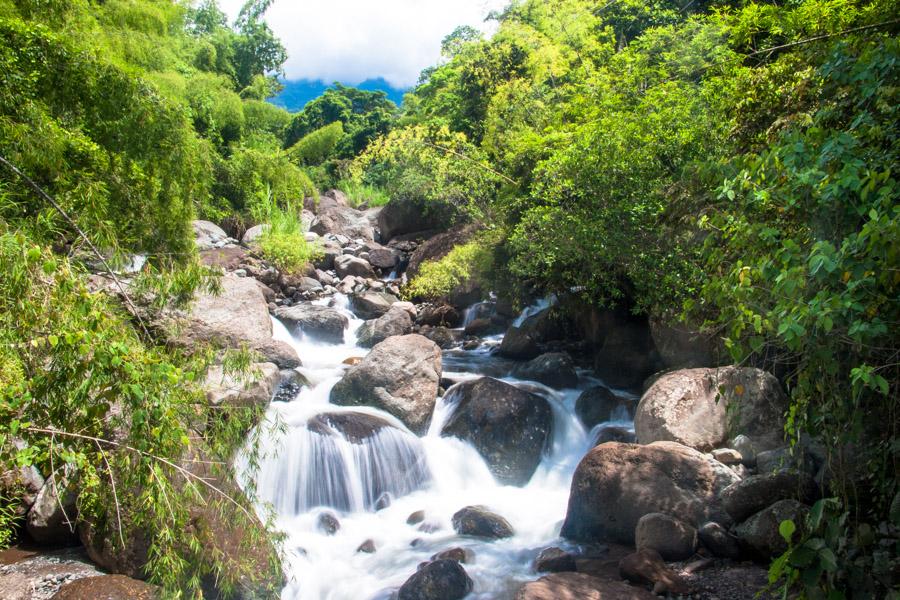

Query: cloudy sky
left=217, top=0, right=509, bottom=89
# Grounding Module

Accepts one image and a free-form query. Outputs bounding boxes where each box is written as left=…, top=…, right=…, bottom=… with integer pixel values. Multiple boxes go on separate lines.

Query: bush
left=335, top=177, right=390, bottom=208
left=251, top=193, right=321, bottom=275
left=405, top=235, right=494, bottom=300
left=286, top=121, right=345, bottom=166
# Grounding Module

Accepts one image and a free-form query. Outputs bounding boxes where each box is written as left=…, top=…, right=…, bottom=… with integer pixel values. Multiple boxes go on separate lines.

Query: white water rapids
left=240, top=296, right=635, bottom=599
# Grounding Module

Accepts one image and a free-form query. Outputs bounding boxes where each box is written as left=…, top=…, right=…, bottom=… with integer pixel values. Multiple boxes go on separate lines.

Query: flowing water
left=242, top=296, right=635, bottom=600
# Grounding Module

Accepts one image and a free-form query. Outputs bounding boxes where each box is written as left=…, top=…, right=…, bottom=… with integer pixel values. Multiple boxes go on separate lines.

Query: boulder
left=451, top=506, right=514, bottom=539
left=512, top=353, right=578, bottom=389
left=432, top=547, right=474, bottom=564
left=192, top=220, right=230, bottom=250
left=592, top=426, right=636, bottom=445
left=560, top=441, right=740, bottom=544
left=378, top=197, right=459, bottom=243
left=357, top=539, right=376, bottom=554
left=735, top=499, right=809, bottom=559
left=634, top=367, right=787, bottom=452
left=649, top=317, right=721, bottom=370
left=306, top=411, right=396, bottom=444
left=421, top=326, right=460, bottom=349
left=635, top=513, right=698, bottom=561
left=720, top=471, right=819, bottom=523
left=0, top=462, right=44, bottom=517
left=618, top=548, right=691, bottom=595
left=168, top=274, right=300, bottom=367
left=441, top=377, right=552, bottom=485
left=357, top=305, right=414, bottom=347
left=712, top=448, right=743, bottom=465
left=575, top=386, right=630, bottom=428
left=397, top=559, right=473, bottom=600
left=516, top=572, right=657, bottom=600
left=274, top=304, right=348, bottom=344
left=199, top=246, right=247, bottom=271
left=203, top=362, right=280, bottom=409
left=334, top=255, right=376, bottom=279
left=241, top=224, right=269, bottom=246
left=26, top=471, right=77, bottom=545
left=313, top=241, right=342, bottom=271
left=367, top=247, right=398, bottom=270
left=317, top=511, right=340, bottom=535
left=698, top=522, right=741, bottom=559
left=350, top=291, right=400, bottom=320
left=330, top=335, right=441, bottom=433
left=418, top=304, right=461, bottom=327
left=533, top=547, right=577, bottom=573
left=51, top=575, right=158, bottom=599
left=405, top=224, right=478, bottom=279
left=310, top=204, right=374, bottom=241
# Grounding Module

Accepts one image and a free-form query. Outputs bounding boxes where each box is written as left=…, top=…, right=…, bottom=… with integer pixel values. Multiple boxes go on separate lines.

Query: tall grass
left=250, top=189, right=321, bottom=274
left=336, top=178, right=391, bottom=208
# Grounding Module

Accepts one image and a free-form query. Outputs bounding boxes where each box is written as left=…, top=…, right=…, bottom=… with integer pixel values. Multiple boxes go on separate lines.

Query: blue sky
left=218, top=0, right=509, bottom=89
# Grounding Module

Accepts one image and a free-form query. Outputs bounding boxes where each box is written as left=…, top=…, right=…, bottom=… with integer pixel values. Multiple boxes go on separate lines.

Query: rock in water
left=575, top=385, right=630, bottom=428
left=397, top=559, right=473, bottom=600
left=330, top=335, right=441, bottom=434
left=441, top=377, right=552, bottom=485
left=533, top=547, right=577, bottom=573
left=560, top=441, right=739, bottom=544
left=356, top=305, right=413, bottom=347
left=274, top=304, right=348, bottom=344
left=451, top=506, right=514, bottom=539
left=350, top=291, right=400, bottom=319
left=334, top=255, right=376, bottom=279
left=512, top=352, right=578, bottom=388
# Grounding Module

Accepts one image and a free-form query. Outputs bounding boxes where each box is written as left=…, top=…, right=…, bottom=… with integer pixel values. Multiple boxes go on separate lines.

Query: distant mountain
left=269, top=78, right=408, bottom=112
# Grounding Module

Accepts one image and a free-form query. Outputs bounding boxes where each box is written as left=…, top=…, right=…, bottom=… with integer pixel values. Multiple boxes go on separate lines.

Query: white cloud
left=216, top=0, right=508, bottom=88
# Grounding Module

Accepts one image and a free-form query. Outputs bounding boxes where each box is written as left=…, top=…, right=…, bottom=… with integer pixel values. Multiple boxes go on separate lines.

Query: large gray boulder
left=192, top=220, right=230, bottom=250
left=169, top=274, right=300, bottom=368
left=451, top=505, right=514, bottom=539
left=498, top=308, right=572, bottom=360
left=575, top=386, right=632, bottom=428
left=204, top=362, right=280, bottom=409
left=241, top=224, right=269, bottom=246
left=635, top=513, right=698, bottom=561
left=720, top=471, right=819, bottom=522
left=441, top=377, right=552, bottom=485
left=350, top=291, right=400, bottom=320
left=397, top=559, right=473, bottom=600
left=334, top=255, right=376, bottom=279
left=560, top=441, right=739, bottom=544
left=516, top=572, right=656, bottom=600
left=634, top=367, right=787, bottom=452
left=310, top=204, right=374, bottom=241
left=377, top=196, right=458, bottom=243
left=274, top=304, right=348, bottom=344
left=512, top=352, right=578, bottom=389
left=330, top=335, right=442, bottom=433
left=735, top=499, right=809, bottom=559
left=356, top=305, right=413, bottom=347
left=27, top=470, right=77, bottom=545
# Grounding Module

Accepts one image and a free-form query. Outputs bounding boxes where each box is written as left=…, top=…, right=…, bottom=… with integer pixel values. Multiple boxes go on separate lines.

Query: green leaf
left=818, top=548, right=838, bottom=572
left=48, top=334, right=58, bottom=347
left=779, top=519, right=797, bottom=543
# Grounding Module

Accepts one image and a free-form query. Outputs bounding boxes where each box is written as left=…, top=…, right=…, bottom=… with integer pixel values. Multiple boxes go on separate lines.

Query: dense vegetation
left=0, top=0, right=896, bottom=597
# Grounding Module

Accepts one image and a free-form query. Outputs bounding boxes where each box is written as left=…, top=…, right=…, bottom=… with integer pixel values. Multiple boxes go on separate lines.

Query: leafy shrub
left=251, top=192, right=321, bottom=275
left=215, top=145, right=316, bottom=217
left=286, top=121, right=345, bottom=166
left=405, top=235, right=494, bottom=300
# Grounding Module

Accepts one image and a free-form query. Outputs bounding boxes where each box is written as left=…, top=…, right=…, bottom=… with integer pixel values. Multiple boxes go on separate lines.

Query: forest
left=0, top=0, right=896, bottom=599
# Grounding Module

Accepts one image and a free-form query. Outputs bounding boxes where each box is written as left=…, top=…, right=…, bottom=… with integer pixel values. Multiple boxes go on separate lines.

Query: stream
left=241, top=294, right=635, bottom=599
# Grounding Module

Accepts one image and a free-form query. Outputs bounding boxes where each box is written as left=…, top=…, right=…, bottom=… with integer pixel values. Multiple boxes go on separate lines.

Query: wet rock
left=516, top=571, right=657, bottom=600
left=618, top=548, right=692, bottom=595
left=735, top=499, right=809, bottom=559
left=575, top=386, right=631, bottom=428
left=635, top=513, right=698, bottom=561
left=634, top=367, right=788, bottom=452
left=721, top=471, right=819, bottom=523
left=306, top=412, right=394, bottom=443
left=560, top=441, right=739, bottom=544
left=334, top=255, right=376, bottom=279
left=418, top=303, right=461, bottom=327
left=441, top=377, right=552, bottom=485
left=374, top=492, right=392, bottom=511
left=497, top=325, right=540, bottom=359
left=52, top=574, right=158, bottom=599
left=512, top=352, right=578, bottom=388
left=357, top=305, right=414, bottom=347
left=204, top=362, right=280, bottom=409
left=451, top=506, right=514, bottom=539
left=317, top=511, right=341, bottom=535
left=367, top=247, right=398, bottom=270
left=407, top=510, right=426, bottom=525
left=421, top=325, right=460, bottom=349
left=432, top=547, right=474, bottom=564
left=26, top=471, right=77, bottom=545
left=591, top=426, right=636, bottom=446
left=533, top=547, right=577, bottom=573
left=330, top=335, right=442, bottom=434
left=698, top=522, right=742, bottom=559
left=397, top=559, right=473, bottom=600
left=274, top=304, right=349, bottom=344
left=357, top=539, right=376, bottom=554
left=350, top=291, right=400, bottom=320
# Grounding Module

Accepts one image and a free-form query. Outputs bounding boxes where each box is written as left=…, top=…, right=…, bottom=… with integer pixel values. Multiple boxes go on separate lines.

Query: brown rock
left=533, top=547, right=577, bottom=573
left=619, top=548, right=692, bottom=594
left=52, top=575, right=158, bottom=599
left=515, top=572, right=657, bottom=600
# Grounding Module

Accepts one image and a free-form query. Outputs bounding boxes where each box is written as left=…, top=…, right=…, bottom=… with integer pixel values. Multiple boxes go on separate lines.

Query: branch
left=414, top=140, right=518, bottom=185
left=746, top=19, right=900, bottom=59
left=0, top=154, right=152, bottom=339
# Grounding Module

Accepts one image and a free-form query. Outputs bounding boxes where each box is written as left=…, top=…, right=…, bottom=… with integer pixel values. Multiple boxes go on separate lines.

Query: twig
left=95, top=439, right=126, bottom=550
left=0, top=154, right=151, bottom=339
left=414, top=140, right=517, bottom=185
left=26, top=426, right=254, bottom=521
left=48, top=433, right=74, bottom=535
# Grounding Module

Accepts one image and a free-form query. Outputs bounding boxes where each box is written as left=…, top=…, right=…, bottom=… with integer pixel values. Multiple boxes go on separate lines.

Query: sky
left=218, top=0, right=510, bottom=89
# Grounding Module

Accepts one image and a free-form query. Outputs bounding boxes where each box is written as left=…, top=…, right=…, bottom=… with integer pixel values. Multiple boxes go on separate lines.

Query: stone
left=310, top=203, right=374, bottom=241
left=367, top=247, right=398, bottom=270
left=306, top=412, right=395, bottom=443
left=330, top=335, right=442, bottom=434
left=0, top=462, right=44, bottom=517
left=421, top=325, right=460, bottom=349
left=712, top=448, right=743, bottom=465
left=192, top=220, right=229, bottom=250
left=397, top=559, right=473, bottom=600
left=26, top=470, right=78, bottom=545
left=203, top=362, right=279, bottom=410
left=431, top=547, right=474, bottom=564
left=356, top=305, right=414, bottom=347
left=241, top=224, right=269, bottom=246
left=533, top=547, right=577, bottom=573
left=350, top=291, right=400, bottom=320
left=618, top=548, right=692, bottom=595
left=441, top=377, right=552, bottom=486
left=407, top=510, right=426, bottom=525
left=418, top=304, right=461, bottom=327
left=274, top=304, right=348, bottom=344
left=516, top=572, right=657, bottom=600
left=575, top=386, right=631, bottom=428
left=497, top=325, right=540, bottom=360
left=698, top=522, right=742, bottom=559
left=378, top=197, right=459, bottom=243
left=512, top=352, right=579, bottom=389
left=635, top=513, right=698, bottom=561
left=317, top=511, right=340, bottom=535
left=735, top=499, right=809, bottom=558
left=451, top=506, right=514, bottom=539
left=634, top=367, right=788, bottom=452
left=51, top=575, right=158, bottom=599
left=560, top=441, right=739, bottom=544
left=334, top=255, right=376, bottom=279
left=721, top=471, right=819, bottom=522
left=649, top=317, right=721, bottom=370
left=357, top=539, right=376, bottom=554
left=591, top=426, right=636, bottom=445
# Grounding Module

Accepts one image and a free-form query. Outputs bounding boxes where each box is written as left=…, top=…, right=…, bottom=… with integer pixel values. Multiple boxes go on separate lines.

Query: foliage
left=215, top=145, right=315, bottom=218
left=334, top=177, right=390, bottom=208
left=286, top=121, right=345, bottom=166
left=405, top=234, right=495, bottom=300
left=250, top=192, right=321, bottom=275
